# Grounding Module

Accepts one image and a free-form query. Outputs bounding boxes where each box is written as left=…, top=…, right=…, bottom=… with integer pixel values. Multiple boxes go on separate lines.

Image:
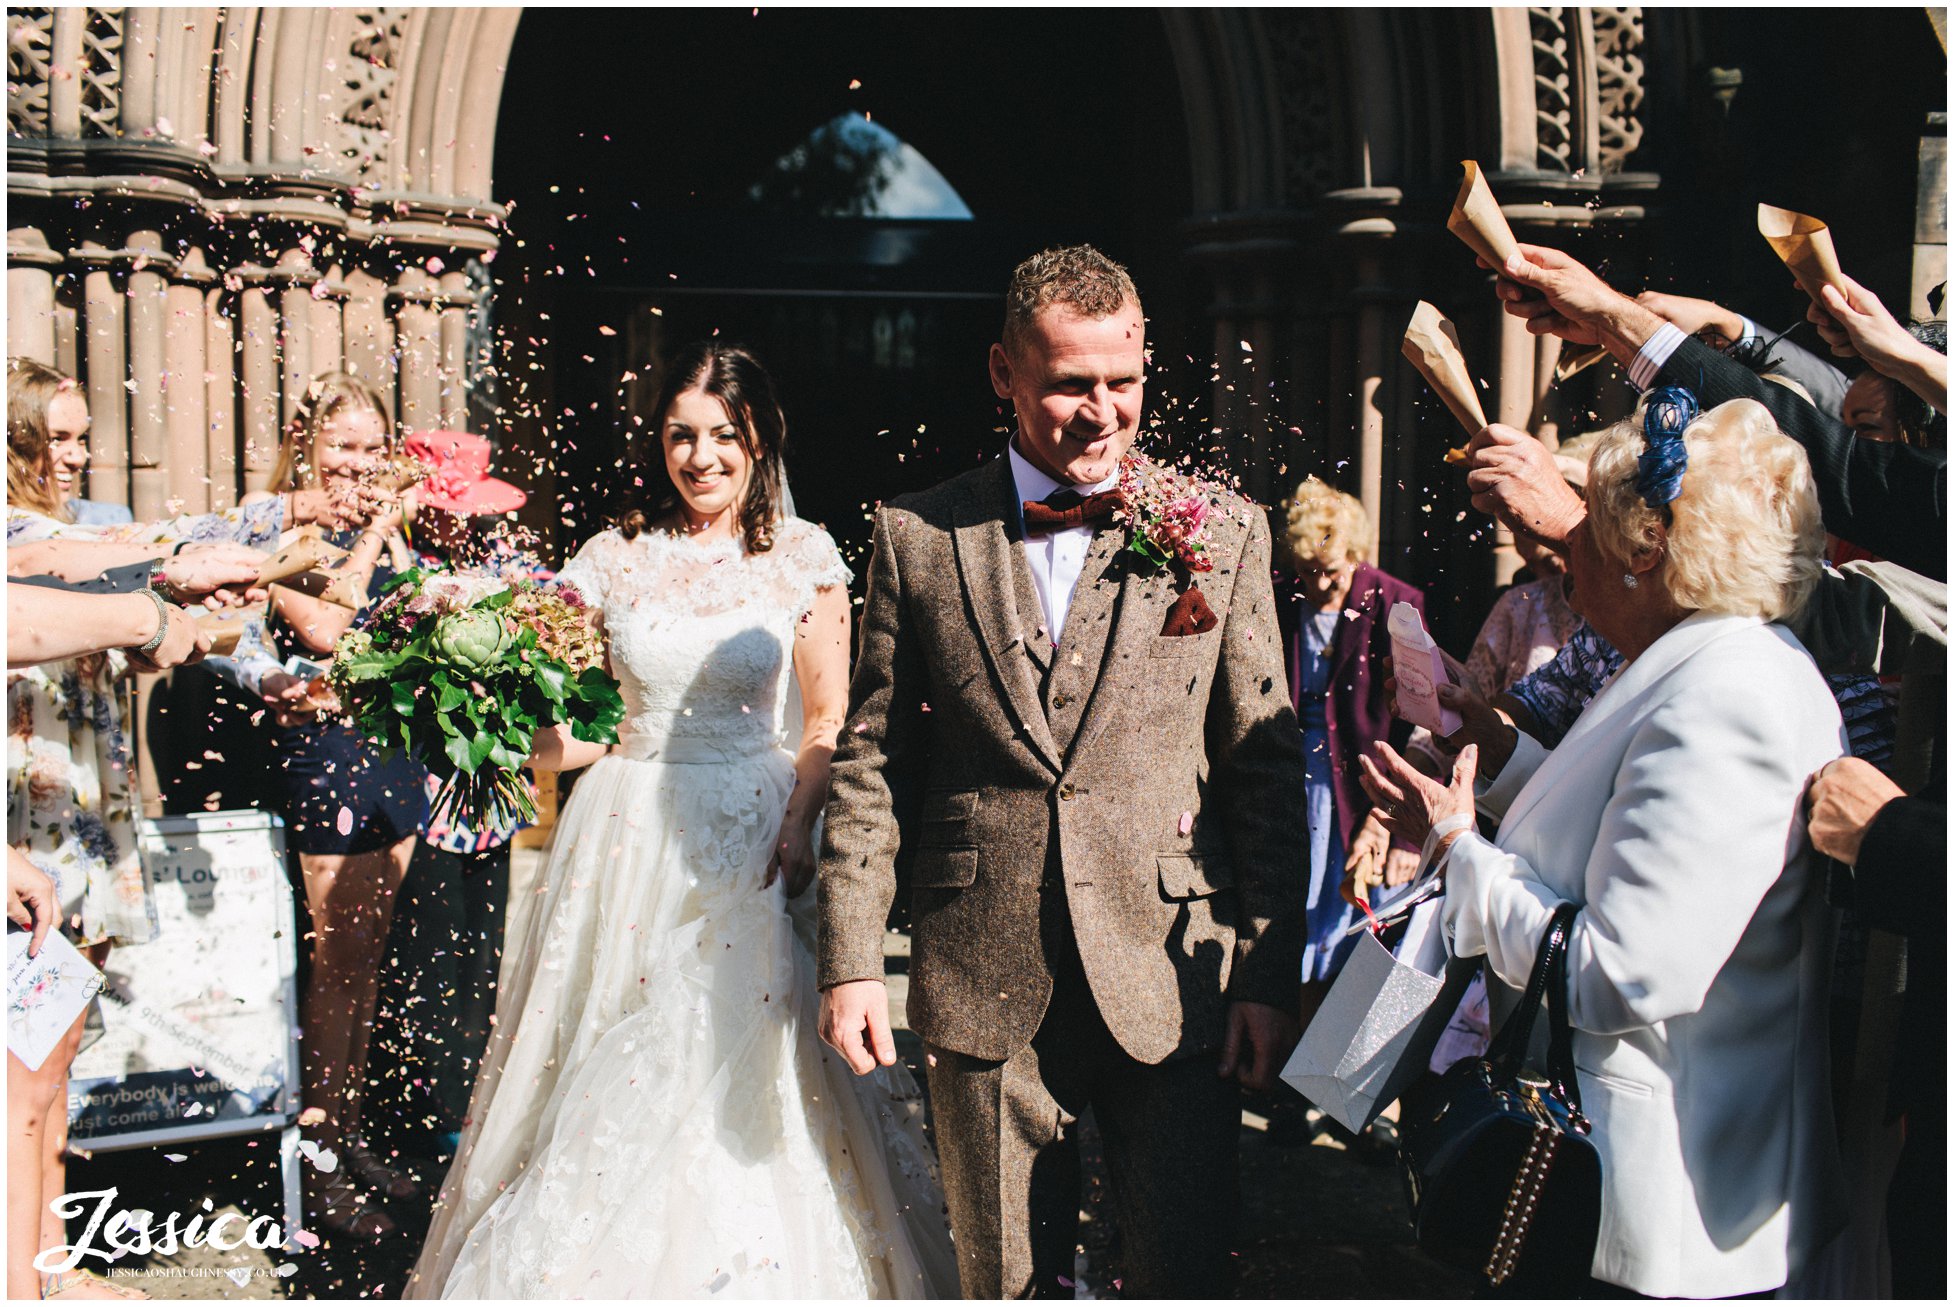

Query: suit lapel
left=1067, top=537, right=1179, bottom=763
left=951, top=460, right=1063, bottom=774
left=1497, top=611, right=1761, bottom=838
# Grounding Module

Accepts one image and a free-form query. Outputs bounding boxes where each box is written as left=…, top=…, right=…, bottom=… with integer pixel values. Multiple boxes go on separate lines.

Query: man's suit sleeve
left=817, top=504, right=926, bottom=990
left=1761, top=334, right=1851, bottom=419
left=1207, top=512, right=1309, bottom=1010
left=1656, top=336, right=1946, bottom=580
left=10, top=562, right=153, bottom=594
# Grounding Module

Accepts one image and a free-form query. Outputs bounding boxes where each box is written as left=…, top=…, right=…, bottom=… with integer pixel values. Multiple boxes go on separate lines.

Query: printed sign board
left=68, top=811, right=300, bottom=1151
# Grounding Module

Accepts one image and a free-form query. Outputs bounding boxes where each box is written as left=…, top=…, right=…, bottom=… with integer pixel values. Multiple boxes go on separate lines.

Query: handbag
left=1397, top=902, right=1602, bottom=1294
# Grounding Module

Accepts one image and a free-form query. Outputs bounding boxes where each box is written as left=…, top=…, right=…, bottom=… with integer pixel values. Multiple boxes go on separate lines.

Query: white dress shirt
left=1005, top=440, right=1118, bottom=644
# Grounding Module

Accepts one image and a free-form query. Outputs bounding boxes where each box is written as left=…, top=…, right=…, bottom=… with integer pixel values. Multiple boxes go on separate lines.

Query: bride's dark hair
left=617, top=340, right=786, bottom=553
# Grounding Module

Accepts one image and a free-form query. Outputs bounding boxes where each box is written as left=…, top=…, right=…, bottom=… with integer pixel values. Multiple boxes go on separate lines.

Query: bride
left=407, top=342, right=956, bottom=1299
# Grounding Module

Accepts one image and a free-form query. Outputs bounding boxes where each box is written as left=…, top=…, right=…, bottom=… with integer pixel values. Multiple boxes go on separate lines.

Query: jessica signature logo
left=33, top=1189, right=284, bottom=1274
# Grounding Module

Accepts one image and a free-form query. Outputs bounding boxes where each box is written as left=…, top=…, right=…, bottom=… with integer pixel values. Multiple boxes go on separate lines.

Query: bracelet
left=133, top=589, right=171, bottom=657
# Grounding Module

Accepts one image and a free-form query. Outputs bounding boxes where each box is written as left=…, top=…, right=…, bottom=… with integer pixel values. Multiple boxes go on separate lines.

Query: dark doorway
left=490, top=7, right=1195, bottom=571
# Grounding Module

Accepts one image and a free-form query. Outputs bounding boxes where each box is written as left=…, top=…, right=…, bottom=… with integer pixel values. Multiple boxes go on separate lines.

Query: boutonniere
left=1114, top=453, right=1249, bottom=638
left=1113, top=452, right=1224, bottom=574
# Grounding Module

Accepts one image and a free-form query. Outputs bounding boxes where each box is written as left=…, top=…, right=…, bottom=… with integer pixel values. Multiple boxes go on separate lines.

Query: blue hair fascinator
left=1636, top=386, right=1697, bottom=511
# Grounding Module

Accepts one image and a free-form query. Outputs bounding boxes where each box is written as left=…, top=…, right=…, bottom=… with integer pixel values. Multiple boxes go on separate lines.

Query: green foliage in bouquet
left=328, top=566, right=624, bottom=829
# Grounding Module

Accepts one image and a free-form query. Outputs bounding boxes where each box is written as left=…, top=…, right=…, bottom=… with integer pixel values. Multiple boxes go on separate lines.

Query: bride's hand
left=764, top=818, right=818, bottom=898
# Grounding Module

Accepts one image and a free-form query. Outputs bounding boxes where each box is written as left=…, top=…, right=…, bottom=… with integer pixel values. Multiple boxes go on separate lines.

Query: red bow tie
left=1022, top=488, right=1120, bottom=537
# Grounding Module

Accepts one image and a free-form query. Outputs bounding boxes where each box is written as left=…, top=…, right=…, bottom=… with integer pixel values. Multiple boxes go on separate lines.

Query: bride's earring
left=1622, top=572, right=1639, bottom=589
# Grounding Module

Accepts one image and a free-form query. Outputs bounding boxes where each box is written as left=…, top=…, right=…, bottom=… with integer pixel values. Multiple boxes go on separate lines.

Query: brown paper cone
left=1447, top=161, right=1521, bottom=271
left=1758, top=203, right=1847, bottom=304
left=370, top=454, right=431, bottom=495
left=271, top=568, right=367, bottom=611
left=1402, top=302, right=1490, bottom=447
left=194, top=615, right=245, bottom=656
left=256, top=531, right=342, bottom=587
left=1554, top=343, right=1612, bottom=383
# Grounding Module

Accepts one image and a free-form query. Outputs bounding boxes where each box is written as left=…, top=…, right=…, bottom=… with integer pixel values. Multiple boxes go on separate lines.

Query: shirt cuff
left=1735, top=315, right=1762, bottom=348
left=1627, top=321, right=1689, bottom=391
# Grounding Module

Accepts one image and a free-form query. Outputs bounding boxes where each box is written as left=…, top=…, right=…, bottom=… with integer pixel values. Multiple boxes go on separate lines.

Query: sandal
left=41, top=1269, right=148, bottom=1299
left=306, top=1170, right=398, bottom=1243
left=341, top=1132, right=423, bottom=1203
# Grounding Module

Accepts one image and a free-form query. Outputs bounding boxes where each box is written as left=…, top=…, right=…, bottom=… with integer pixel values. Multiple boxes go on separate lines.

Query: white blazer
left=1442, top=611, right=1847, bottom=1299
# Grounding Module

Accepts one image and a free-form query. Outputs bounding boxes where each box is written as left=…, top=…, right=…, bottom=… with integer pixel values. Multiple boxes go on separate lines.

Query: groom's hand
left=819, top=979, right=897, bottom=1075
left=1218, top=1001, right=1300, bottom=1093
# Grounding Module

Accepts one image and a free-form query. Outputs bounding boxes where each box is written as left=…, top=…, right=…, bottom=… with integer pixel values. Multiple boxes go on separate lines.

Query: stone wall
left=6, top=7, right=517, bottom=516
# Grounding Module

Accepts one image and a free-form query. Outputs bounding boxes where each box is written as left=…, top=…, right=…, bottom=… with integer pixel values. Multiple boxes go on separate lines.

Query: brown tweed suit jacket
left=817, top=454, right=1307, bottom=1063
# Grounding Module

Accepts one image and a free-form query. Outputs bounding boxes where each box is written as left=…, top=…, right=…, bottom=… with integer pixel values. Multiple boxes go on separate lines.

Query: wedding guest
left=361, top=430, right=531, bottom=1180
left=6, top=363, right=173, bottom=1295
left=1366, top=392, right=1844, bottom=1297
left=1274, top=479, right=1424, bottom=988
left=6, top=359, right=367, bottom=552
left=4, top=849, right=123, bottom=1301
left=247, top=372, right=428, bottom=1241
left=1269, top=478, right=1422, bottom=1157
left=5, top=360, right=133, bottom=527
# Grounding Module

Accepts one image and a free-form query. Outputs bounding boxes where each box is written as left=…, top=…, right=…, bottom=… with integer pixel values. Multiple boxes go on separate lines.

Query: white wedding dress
left=408, top=518, right=957, bottom=1300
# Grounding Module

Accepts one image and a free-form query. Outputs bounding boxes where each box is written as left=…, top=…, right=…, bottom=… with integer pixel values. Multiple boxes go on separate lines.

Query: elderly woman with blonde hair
left=1272, top=476, right=1429, bottom=1153
left=1363, top=391, right=1847, bottom=1297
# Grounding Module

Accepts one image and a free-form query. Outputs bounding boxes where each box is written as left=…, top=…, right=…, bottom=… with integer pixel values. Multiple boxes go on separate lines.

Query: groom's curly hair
left=617, top=340, right=786, bottom=554
left=1001, top=245, right=1141, bottom=358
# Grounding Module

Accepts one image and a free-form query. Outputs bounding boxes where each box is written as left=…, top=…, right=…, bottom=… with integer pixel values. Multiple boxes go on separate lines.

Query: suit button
left=1059, top=783, right=1076, bottom=801
left=1053, top=692, right=1070, bottom=709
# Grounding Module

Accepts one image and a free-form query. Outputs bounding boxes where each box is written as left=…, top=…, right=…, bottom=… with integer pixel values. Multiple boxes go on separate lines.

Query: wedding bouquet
left=328, top=566, right=624, bottom=829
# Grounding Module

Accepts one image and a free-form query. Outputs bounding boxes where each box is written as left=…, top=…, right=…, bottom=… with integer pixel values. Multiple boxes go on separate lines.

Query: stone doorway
left=488, top=7, right=1196, bottom=567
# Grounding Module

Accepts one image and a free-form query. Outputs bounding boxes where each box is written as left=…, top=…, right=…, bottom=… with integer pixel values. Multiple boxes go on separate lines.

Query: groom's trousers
left=924, top=920, right=1241, bottom=1299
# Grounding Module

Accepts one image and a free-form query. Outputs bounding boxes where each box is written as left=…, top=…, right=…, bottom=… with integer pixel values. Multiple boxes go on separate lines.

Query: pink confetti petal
left=336, top=806, right=354, bottom=836
left=1178, top=811, right=1193, bottom=835
left=294, top=1229, right=320, bottom=1249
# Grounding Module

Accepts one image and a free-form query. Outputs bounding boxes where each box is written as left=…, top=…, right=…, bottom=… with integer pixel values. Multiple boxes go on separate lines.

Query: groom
left=817, top=245, right=1307, bottom=1298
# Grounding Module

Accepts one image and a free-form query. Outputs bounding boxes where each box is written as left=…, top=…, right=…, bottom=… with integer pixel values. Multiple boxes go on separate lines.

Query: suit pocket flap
left=922, top=790, right=979, bottom=823
left=912, top=847, right=978, bottom=888
left=1157, top=853, right=1233, bottom=901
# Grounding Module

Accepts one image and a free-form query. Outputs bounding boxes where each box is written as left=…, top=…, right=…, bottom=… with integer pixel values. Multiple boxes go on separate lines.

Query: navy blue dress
left=267, top=532, right=429, bottom=856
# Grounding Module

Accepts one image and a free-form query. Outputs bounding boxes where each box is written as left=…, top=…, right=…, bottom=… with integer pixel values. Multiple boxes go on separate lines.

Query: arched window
left=747, top=114, right=974, bottom=220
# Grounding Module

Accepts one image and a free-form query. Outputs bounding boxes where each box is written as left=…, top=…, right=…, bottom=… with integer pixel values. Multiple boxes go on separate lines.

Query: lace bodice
left=555, top=518, right=852, bottom=759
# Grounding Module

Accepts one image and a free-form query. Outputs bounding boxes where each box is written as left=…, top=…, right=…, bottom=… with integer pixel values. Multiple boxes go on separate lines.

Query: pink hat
left=404, top=430, right=528, bottom=515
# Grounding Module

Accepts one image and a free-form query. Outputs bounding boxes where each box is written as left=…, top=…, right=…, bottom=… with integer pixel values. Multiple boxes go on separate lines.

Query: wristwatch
left=133, top=588, right=172, bottom=657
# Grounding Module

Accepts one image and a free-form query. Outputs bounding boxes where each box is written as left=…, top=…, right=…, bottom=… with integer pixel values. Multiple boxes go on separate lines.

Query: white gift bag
left=1280, top=900, right=1474, bottom=1134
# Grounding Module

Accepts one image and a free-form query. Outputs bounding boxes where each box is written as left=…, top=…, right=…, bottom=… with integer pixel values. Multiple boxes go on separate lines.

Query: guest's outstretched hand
left=1463, top=424, right=1587, bottom=549
left=1358, top=741, right=1477, bottom=856
left=1811, top=276, right=1949, bottom=412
